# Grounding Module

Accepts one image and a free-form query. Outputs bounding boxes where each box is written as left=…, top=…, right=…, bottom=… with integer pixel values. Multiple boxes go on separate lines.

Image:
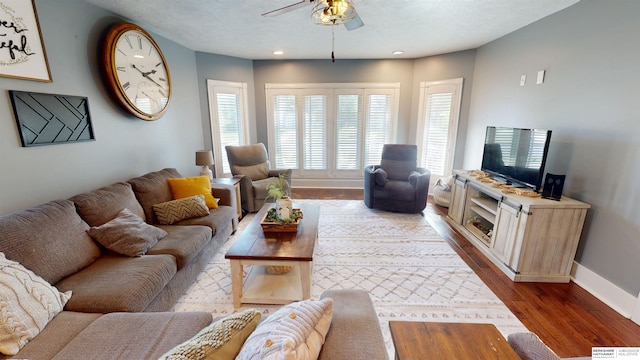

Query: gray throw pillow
left=374, top=168, right=388, bottom=186
left=87, top=208, right=167, bottom=257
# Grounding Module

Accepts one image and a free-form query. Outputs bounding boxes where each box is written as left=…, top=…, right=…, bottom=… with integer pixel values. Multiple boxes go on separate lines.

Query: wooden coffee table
left=225, top=202, right=320, bottom=308
left=389, top=321, right=520, bottom=360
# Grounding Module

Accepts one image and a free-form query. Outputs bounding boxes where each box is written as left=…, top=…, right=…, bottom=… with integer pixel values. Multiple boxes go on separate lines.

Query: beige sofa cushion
left=48, top=312, right=213, bottom=360
left=128, top=168, right=182, bottom=224
left=70, top=182, right=146, bottom=227
left=4, top=311, right=102, bottom=360
left=0, top=253, right=72, bottom=356
left=0, top=199, right=101, bottom=285
left=88, top=208, right=167, bottom=257
left=148, top=225, right=212, bottom=270
left=55, top=255, right=177, bottom=313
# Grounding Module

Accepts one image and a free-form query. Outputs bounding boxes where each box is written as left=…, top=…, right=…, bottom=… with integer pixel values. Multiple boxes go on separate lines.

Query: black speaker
left=541, top=174, right=565, bottom=201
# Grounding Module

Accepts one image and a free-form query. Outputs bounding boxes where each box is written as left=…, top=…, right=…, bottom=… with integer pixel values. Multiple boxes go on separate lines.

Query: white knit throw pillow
left=0, top=252, right=71, bottom=355
left=236, top=298, right=333, bottom=360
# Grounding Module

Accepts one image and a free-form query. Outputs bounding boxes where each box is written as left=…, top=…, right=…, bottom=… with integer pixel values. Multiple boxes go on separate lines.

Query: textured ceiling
left=85, top=0, right=579, bottom=60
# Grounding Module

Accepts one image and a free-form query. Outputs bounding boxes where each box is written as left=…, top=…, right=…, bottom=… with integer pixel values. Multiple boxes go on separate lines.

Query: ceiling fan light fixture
left=312, top=0, right=356, bottom=26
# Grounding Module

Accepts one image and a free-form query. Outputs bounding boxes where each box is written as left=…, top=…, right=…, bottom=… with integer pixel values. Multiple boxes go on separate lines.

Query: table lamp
left=195, top=150, right=214, bottom=180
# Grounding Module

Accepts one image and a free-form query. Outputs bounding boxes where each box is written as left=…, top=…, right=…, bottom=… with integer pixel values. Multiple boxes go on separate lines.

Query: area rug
left=173, top=199, right=528, bottom=358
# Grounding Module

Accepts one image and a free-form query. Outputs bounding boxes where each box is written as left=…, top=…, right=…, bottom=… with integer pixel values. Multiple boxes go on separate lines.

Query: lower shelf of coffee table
left=242, top=264, right=303, bottom=305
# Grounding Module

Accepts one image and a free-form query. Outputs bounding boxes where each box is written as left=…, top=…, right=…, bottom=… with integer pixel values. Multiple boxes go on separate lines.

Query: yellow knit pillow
left=167, top=176, right=218, bottom=209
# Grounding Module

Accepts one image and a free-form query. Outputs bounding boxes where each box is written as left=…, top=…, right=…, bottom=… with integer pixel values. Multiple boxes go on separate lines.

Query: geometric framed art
left=0, top=0, right=52, bottom=82
left=9, top=90, right=95, bottom=147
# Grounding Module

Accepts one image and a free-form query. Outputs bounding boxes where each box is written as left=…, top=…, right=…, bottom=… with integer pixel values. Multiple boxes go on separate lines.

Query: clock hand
left=131, top=64, right=165, bottom=89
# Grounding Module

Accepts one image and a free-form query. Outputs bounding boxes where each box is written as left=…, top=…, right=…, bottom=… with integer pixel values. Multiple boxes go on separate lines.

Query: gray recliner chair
left=364, top=144, right=430, bottom=214
left=225, top=143, right=292, bottom=213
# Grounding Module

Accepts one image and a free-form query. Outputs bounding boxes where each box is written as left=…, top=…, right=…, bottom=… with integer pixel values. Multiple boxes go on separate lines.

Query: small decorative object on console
left=541, top=173, right=565, bottom=201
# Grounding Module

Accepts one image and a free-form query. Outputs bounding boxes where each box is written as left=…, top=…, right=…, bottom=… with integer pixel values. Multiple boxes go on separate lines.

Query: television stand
left=446, top=170, right=590, bottom=282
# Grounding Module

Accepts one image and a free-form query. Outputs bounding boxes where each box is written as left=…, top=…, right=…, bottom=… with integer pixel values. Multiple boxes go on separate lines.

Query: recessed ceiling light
left=273, top=50, right=284, bottom=55
left=392, top=50, right=404, bottom=55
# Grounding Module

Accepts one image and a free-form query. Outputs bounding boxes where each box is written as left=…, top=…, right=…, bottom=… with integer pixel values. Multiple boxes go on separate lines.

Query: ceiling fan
left=262, top=0, right=364, bottom=31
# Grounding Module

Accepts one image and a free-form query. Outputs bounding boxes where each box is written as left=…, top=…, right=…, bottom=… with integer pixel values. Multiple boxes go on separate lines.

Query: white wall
left=0, top=0, right=204, bottom=215
left=465, top=0, right=640, bottom=298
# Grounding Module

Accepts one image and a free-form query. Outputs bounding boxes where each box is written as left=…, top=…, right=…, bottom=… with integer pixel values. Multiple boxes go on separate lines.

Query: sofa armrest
left=319, top=289, right=388, bottom=360
left=210, top=183, right=234, bottom=209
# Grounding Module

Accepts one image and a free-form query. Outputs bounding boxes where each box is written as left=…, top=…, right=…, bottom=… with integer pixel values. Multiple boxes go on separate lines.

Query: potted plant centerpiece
left=266, top=174, right=294, bottom=222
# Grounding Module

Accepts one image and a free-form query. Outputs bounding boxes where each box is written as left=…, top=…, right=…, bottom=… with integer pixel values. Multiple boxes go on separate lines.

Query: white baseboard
left=571, top=262, right=640, bottom=325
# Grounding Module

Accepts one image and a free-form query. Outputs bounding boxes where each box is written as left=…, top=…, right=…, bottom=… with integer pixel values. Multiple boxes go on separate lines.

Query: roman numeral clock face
left=101, top=23, right=171, bottom=121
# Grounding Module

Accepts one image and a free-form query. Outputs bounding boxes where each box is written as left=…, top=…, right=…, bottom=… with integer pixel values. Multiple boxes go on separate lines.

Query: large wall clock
left=100, top=22, right=171, bottom=121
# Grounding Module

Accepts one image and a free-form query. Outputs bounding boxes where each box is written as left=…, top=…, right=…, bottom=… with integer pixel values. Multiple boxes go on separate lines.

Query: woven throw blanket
left=173, top=200, right=528, bottom=357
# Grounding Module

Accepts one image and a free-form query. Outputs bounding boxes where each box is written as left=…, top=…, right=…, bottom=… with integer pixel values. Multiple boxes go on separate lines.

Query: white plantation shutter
left=417, top=79, right=463, bottom=181
left=207, top=80, right=249, bottom=177
left=273, top=94, right=298, bottom=169
left=364, top=93, right=392, bottom=167
left=421, top=92, right=452, bottom=176
left=216, top=93, right=242, bottom=174
left=266, top=83, right=399, bottom=181
left=336, top=94, right=361, bottom=170
left=304, top=95, right=327, bottom=170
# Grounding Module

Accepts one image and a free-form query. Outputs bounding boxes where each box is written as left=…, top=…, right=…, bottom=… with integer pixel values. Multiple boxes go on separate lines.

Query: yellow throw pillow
left=167, top=176, right=218, bottom=209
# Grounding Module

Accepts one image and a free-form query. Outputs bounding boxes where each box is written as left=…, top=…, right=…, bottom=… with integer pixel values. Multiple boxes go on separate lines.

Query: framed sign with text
left=0, top=0, right=51, bottom=82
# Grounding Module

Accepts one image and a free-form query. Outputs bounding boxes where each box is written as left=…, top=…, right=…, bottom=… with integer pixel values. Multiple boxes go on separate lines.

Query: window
left=416, top=79, right=463, bottom=182
left=266, top=83, right=399, bottom=183
left=207, top=80, right=250, bottom=177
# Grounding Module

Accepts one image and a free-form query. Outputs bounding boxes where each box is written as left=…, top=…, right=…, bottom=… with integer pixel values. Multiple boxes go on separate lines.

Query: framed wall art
left=9, top=90, right=95, bottom=147
left=0, top=0, right=52, bottom=82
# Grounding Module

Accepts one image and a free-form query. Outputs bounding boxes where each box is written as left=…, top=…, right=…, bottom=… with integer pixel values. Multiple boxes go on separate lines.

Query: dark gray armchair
left=364, top=144, right=430, bottom=214
left=225, top=143, right=292, bottom=213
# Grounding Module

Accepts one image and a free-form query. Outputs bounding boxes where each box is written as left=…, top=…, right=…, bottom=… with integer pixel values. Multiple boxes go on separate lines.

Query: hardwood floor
left=294, top=187, right=640, bottom=358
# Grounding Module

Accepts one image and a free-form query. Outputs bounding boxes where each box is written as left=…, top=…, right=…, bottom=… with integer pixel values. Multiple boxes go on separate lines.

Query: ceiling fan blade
left=344, top=10, right=364, bottom=31
left=262, top=0, right=314, bottom=17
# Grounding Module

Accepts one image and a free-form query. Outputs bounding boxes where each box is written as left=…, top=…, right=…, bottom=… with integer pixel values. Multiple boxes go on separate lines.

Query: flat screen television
left=481, top=126, right=552, bottom=192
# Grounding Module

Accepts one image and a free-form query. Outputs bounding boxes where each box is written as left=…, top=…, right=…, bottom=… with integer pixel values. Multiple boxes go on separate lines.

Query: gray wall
left=0, top=0, right=204, bottom=215
left=412, top=50, right=476, bottom=171
left=195, top=52, right=256, bottom=155
left=465, top=0, right=640, bottom=295
left=251, top=54, right=477, bottom=152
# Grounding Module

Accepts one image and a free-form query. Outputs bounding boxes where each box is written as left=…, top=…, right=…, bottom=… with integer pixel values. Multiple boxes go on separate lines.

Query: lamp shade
left=195, top=150, right=214, bottom=166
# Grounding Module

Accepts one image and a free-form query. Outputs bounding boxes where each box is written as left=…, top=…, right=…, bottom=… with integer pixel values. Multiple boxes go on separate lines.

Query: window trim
left=416, top=78, right=463, bottom=182
left=207, top=79, right=250, bottom=177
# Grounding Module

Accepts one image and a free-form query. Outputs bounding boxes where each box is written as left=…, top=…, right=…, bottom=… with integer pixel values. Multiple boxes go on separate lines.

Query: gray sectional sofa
left=0, top=168, right=388, bottom=359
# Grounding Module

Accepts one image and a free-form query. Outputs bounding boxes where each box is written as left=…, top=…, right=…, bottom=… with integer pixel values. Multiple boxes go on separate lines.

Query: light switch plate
left=537, top=70, right=545, bottom=84
left=520, top=75, right=526, bottom=86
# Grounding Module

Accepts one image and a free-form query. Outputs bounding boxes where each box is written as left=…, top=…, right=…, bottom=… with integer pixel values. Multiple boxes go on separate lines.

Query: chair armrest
left=363, top=165, right=378, bottom=208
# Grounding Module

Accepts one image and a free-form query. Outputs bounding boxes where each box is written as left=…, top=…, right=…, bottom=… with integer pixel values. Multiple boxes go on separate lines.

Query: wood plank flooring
left=293, top=187, right=640, bottom=358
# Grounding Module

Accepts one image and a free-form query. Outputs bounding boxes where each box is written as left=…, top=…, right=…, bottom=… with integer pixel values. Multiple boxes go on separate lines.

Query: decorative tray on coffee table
left=260, top=208, right=303, bottom=233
